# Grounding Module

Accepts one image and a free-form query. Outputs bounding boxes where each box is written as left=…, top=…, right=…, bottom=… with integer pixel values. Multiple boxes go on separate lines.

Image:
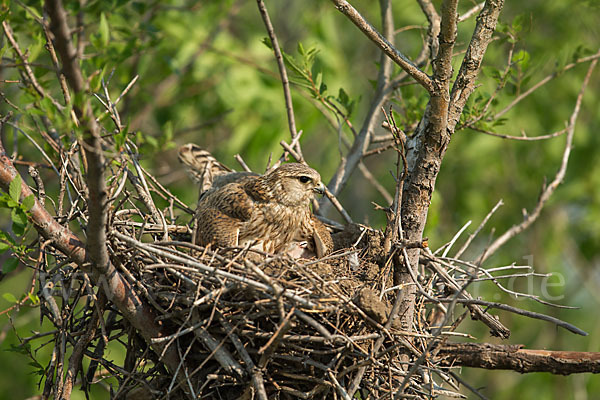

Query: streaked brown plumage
left=178, top=144, right=333, bottom=257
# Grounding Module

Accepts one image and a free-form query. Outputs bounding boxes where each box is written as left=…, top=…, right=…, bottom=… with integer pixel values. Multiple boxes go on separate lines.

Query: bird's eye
left=298, top=176, right=311, bottom=183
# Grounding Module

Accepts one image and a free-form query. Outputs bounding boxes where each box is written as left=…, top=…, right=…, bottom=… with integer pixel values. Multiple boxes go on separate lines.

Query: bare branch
left=440, top=343, right=600, bottom=374
left=41, top=16, right=72, bottom=107
left=454, top=199, right=503, bottom=259
left=458, top=2, right=485, bottom=22
left=329, top=0, right=434, bottom=93
left=436, top=298, right=587, bottom=336
left=1, top=20, right=65, bottom=111
left=481, top=59, right=597, bottom=262
left=468, top=125, right=569, bottom=141
left=423, top=251, right=511, bottom=338
left=433, top=0, right=459, bottom=85
left=448, top=0, right=505, bottom=130
left=358, top=161, right=393, bottom=204
left=323, top=0, right=396, bottom=201
left=256, top=0, right=302, bottom=158
left=416, top=0, right=440, bottom=60
left=62, top=293, right=105, bottom=399
left=493, top=50, right=600, bottom=119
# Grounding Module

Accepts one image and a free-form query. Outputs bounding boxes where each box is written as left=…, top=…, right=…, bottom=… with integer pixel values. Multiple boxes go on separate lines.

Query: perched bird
left=178, top=144, right=333, bottom=257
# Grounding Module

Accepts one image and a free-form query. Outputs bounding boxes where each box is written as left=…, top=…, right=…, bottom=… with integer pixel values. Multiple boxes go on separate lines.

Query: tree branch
left=256, top=0, right=302, bottom=158
left=416, top=0, right=440, bottom=61
left=41, top=0, right=185, bottom=379
left=440, top=343, right=600, bottom=374
left=45, top=0, right=110, bottom=274
left=448, top=0, right=504, bottom=130
left=493, top=50, right=600, bottom=120
left=481, top=58, right=597, bottom=262
left=328, top=0, right=433, bottom=93
left=322, top=0, right=395, bottom=201
left=438, top=298, right=587, bottom=336
left=0, top=138, right=183, bottom=377
left=1, top=20, right=65, bottom=111
left=396, top=0, right=463, bottom=334
left=433, top=0, right=458, bottom=85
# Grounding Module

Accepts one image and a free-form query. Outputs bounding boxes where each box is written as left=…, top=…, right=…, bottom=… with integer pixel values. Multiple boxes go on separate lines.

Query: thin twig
left=436, top=298, right=587, bottom=336
left=256, top=0, right=302, bottom=157
left=454, top=199, right=503, bottom=259
left=322, top=0, right=396, bottom=202
left=493, top=50, right=600, bottom=120
left=481, top=59, right=597, bottom=262
left=2, top=20, right=65, bottom=111
left=468, top=126, right=569, bottom=141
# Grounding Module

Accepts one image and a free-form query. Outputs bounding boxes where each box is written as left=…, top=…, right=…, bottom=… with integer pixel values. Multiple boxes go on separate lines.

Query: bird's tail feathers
left=178, top=143, right=233, bottom=191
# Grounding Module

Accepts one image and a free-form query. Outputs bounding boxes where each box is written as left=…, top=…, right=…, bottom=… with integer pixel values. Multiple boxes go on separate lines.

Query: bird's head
left=266, top=163, right=324, bottom=206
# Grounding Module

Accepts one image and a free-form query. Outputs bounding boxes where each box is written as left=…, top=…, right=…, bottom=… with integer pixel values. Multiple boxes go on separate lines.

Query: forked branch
left=481, top=59, right=597, bottom=262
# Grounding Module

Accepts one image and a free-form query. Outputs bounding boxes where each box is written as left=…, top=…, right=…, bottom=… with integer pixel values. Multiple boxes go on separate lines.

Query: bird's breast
left=240, top=203, right=308, bottom=252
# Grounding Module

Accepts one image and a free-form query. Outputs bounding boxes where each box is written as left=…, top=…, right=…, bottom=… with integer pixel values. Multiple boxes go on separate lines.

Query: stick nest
left=109, top=220, right=436, bottom=399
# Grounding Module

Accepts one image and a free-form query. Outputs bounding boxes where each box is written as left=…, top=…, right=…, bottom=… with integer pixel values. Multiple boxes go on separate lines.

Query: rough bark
left=440, top=343, right=600, bottom=375
left=399, top=0, right=505, bottom=331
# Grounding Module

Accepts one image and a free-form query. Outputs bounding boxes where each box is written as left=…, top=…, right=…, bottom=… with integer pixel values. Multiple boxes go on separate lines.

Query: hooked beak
left=313, top=182, right=325, bottom=195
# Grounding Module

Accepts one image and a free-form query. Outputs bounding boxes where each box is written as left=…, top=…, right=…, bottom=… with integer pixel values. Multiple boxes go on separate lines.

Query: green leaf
left=21, top=194, right=35, bottom=211
left=27, top=33, right=45, bottom=63
left=7, top=343, right=30, bottom=355
left=512, top=50, right=530, bottom=70
left=9, top=175, right=21, bottom=202
left=338, top=88, right=349, bottom=105
left=114, top=130, right=128, bottom=150
left=0, top=9, right=9, bottom=24
left=315, top=72, right=323, bottom=94
left=12, top=223, right=25, bottom=236
left=261, top=37, right=272, bottom=50
left=11, top=208, right=28, bottom=227
left=2, top=258, right=18, bottom=274
left=0, top=231, right=15, bottom=245
left=0, top=242, right=9, bottom=253
left=99, top=13, right=110, bottom=46
left=3, top=292, right=18, bottom=302
left=163, top=121, right=174, bottom=144
left=145, top=135, right=158, bottom=150
left=28, top=292, right=40, bottom=305
left=319, top=82, right=327, bottom=95
left=512, top=14, right=525, bottom=33
left=282, top=52, right=306, bottom=78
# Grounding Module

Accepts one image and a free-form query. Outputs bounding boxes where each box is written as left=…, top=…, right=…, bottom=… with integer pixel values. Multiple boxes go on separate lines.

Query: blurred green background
left=1, top=0, right=599, bottom=398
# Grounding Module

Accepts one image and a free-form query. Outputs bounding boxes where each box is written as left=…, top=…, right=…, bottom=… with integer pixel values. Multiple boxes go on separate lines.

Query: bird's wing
left=194, top=207, right=242, bottom=248
left=194, top=181, right=256, bottom=247
left=311, top=216, right=333, bottom=257
left=242, top=176, right=271, bottom=203
left=211, top=171, right=259, bottom=189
